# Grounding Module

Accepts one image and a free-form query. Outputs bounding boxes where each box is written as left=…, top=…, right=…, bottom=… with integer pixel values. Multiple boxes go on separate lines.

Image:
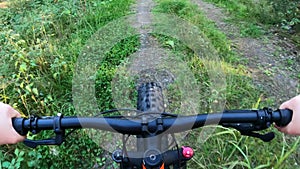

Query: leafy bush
left=265, top=0, right=300, bottom=29
left=204, top=0, right=300, bottom=31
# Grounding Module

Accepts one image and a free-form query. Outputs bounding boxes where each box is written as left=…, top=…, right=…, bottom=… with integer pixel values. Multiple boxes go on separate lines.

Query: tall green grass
left=0, top=0, right=136, bottom=168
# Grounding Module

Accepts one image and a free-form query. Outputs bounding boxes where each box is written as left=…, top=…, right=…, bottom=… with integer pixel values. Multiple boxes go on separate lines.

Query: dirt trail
left=128, top=0, right=175, bottom=88
left=192, top=0, right=300, bottom=105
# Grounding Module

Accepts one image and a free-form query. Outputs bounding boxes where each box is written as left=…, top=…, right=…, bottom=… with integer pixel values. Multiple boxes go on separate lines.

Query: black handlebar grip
left=12, top=118, right=28, bottom=136
left=275, top=109, right=293, bottom=127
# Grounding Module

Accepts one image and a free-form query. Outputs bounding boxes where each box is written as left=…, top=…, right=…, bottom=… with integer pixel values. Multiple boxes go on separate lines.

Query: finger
left=13, top=110, right=22, bottom=117
left=279, top=101, right=289, bottom=109
left=8, top=133, right=26, bottom=144
left=6, top=105, right=21, bottom=118
left=276, top=125, right=288, bottom=134
left=10, top=122, right=26, bottom=141
left=12, top=130, right=26, bottom=141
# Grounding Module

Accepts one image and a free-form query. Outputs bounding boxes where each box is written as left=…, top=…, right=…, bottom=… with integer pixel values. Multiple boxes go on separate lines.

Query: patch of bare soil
left=192, top=0, right=300, bottom=105
left=0, top=1, right=8, bottom=8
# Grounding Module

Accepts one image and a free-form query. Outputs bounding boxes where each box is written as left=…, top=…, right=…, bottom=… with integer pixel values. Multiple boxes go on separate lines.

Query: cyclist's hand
left=276, top=95, right=300, bottom=135
left=0, top=102, right=26, bottom=145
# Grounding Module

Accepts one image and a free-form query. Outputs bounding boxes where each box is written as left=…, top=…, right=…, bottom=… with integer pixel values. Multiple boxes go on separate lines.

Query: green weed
left=154, top=0, right=238, bottom=63
left=240, top=23, right=265, bottom=38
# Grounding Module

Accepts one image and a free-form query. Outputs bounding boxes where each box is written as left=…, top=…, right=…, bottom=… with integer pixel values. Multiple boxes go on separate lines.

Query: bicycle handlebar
left=11, top=108, right=293, bottom=168
left=13, top=108, right=292, bottom=136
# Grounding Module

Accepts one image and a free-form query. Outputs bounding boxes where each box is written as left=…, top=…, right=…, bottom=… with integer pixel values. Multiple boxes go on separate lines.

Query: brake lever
left=23, top=115, right=66, bottom=148
left=239, top=131, right=275, bottom=142
left=24, top=137, right=65, bottom=148
left=222, top=123, right=275, bottom=142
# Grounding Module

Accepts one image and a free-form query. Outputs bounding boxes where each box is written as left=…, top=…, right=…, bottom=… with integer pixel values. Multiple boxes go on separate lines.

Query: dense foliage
left=266, top=0, right=299, bottom=30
